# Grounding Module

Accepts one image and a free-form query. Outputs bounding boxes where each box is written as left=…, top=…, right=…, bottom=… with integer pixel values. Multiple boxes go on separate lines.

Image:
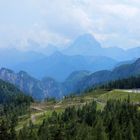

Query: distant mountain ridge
left=0, top=58, right=140, bottom=100
left=0, top=33, right=140, bottom=99
left=0, top=33, right=140, bottom=81
left=14, top=52, right=117, bottom=81
left=0, top=48, right=45, bottom=68
left=63, top=70, right=91, bottom=94
left=63, top=33, right=140, bottom=61
left=75, top=58, right=140, bottom=92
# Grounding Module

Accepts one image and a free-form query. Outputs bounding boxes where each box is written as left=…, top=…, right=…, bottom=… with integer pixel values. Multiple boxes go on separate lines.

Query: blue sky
left=0, top=0, right=140, bottom=50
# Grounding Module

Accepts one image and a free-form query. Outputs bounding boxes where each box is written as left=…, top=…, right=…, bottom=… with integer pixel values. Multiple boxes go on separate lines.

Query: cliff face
left=0, top=68, right=64, bottom=100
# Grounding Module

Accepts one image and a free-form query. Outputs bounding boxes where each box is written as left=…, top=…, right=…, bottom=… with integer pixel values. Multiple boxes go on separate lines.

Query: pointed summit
left=63, top=33, right=102, bottom=56
left=73, top=33, right=101, bottom=49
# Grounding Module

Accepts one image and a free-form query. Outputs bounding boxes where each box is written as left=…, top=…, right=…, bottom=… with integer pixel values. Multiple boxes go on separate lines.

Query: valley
left=0, top=58, right=140, bottom=101
left=1, top=71, right=140, bottom=139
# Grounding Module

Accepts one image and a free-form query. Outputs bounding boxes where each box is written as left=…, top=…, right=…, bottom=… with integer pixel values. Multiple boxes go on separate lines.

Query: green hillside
left=1, top=79, right=140, bottom=140
left=0, top=79, right=25, bottom=104
left=98, top=90, right=140, bottom=103
left=1, top=87, right=140, bottom=140
left=16, top=89, right=140, bottom=140
left=15, top=89, right=140, bottom=132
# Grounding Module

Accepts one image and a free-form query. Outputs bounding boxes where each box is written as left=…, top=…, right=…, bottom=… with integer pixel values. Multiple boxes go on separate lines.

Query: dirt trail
left=31, top=106, right=44, bottom=111
left=31, top=115, right=36, bottom=123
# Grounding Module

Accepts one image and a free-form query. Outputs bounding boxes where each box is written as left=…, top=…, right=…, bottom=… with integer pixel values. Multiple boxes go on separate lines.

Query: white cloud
left=0, top=0, right=140, bottom=49
left=100, top=4, right=139, bottom=19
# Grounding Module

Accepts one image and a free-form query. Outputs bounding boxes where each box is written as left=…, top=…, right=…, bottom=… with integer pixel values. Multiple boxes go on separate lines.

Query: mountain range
left=0, top=33, right=140, bottom=81
left=75, top=58, right=140, bottom=92
left=14, top=52, right=117, bottom=81
left=0, top=58, right=140, bottom=100
left=63, top=34, right=140, bottom=61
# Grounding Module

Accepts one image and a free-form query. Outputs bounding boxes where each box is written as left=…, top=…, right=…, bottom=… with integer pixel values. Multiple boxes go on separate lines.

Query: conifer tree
left=125, top=121, right=136, bottom=140
left=94, top=117, right=108, bottom=140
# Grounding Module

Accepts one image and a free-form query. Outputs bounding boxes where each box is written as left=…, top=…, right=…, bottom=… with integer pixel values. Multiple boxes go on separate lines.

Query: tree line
left=97, top=76, right=140, bottom=90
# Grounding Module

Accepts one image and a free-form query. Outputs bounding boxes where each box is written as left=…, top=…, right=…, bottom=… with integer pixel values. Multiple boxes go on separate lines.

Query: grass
left=16, top=90, right=106, bottom=131
left=16, top=105, right=64, bottom=131
left=98, top=90, right=140, bottom=103
left=33, top=108, right=63, bottom=126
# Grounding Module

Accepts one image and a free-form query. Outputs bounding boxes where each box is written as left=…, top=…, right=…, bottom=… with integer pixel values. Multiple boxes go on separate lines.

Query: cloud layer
left=0, top=0, right=140, bottom=50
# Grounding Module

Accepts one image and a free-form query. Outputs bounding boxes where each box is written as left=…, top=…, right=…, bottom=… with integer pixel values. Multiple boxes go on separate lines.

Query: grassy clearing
left=98, top=90, right=140, bottom=103
left=33, top=108, right=64, bottom=126
left=16, top=90, right=106, bottom=131
left=16, top=108, right=64, bottom=131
